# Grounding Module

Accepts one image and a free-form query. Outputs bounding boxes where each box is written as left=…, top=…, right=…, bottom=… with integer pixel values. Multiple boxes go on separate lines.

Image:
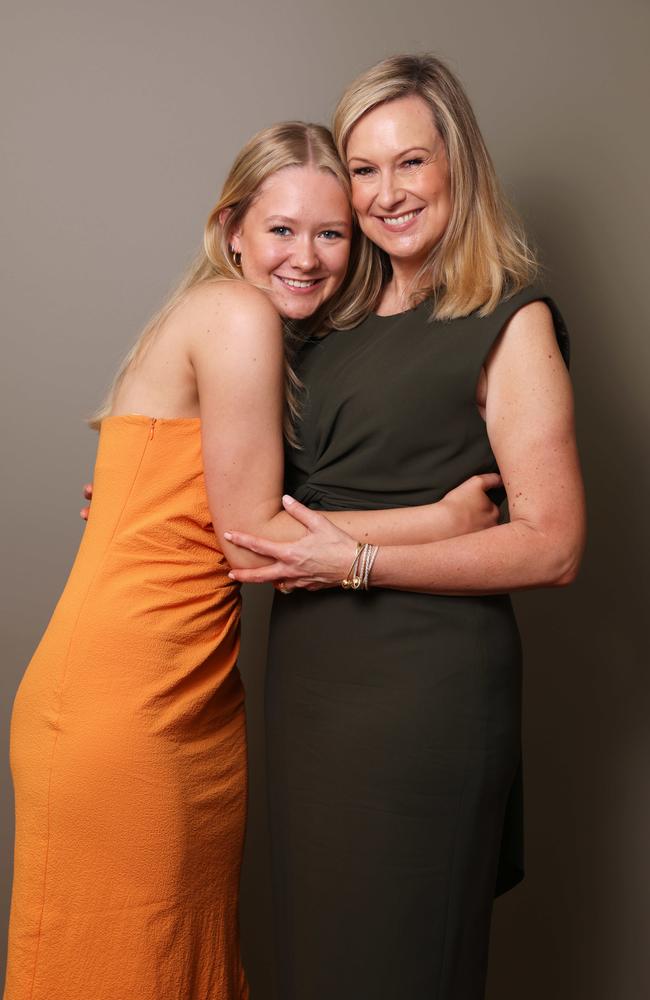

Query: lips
left=374, top=207, right=423, bottom=231
left=383, top=209, right=420, bottom=225
left=275, top=275, right=325, bottom=291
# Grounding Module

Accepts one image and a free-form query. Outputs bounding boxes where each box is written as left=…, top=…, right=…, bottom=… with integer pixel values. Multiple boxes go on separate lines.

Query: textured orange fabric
left=5, top=416, right=249, bottom=1000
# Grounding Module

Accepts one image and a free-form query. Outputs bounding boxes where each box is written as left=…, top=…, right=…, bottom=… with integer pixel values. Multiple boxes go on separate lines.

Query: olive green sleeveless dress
left=266, top=288, right=569, bottom=1000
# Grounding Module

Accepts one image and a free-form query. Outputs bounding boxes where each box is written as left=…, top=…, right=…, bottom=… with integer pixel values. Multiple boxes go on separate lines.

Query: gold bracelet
left=341, top=542, right=364, bottom=589
left=341, top=542, right=379, bottom=591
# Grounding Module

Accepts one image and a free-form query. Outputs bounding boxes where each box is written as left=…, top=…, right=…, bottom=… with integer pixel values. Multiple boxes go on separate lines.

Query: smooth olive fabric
left=266, top=289, right=569, bottom=1000
left=5, top=417, right=248, bottom=1000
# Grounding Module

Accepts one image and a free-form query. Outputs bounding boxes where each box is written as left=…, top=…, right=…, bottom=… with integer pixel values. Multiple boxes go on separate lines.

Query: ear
left=218, top=207, right=242, bottom=251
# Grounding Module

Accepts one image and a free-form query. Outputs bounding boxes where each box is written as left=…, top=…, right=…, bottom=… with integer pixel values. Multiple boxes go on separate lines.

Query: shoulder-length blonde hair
left=332, top=54, right=538, bottom=318
left=91, top=121, right=376, bottom=439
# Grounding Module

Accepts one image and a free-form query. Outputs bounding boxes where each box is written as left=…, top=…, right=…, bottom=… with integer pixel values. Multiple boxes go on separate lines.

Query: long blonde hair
left=91, top=121, right=375, bottom=438
left=333, top=54, right=538, bottom=318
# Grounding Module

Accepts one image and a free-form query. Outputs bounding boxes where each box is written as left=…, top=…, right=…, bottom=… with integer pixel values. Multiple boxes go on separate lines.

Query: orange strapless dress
left=5, top=416, right=249, bottom=1000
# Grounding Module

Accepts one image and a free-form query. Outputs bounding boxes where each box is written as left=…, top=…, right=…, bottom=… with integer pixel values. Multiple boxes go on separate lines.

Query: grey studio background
left=2, top=0, right=648, bottom=997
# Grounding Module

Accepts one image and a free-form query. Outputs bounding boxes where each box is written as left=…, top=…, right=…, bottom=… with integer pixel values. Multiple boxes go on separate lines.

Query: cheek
left=351, top=183, right=371, bottom=215
left=246, top=240, right=285, bottom=277
left=424, top=169, right=451, bottom=207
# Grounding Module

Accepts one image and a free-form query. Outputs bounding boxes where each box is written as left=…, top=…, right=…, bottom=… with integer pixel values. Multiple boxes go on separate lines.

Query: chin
left=281, top=297, right=325, bottom=321
left=390, top=238, right=431, bottom=260
left=285, top=304, right=320, bottom=321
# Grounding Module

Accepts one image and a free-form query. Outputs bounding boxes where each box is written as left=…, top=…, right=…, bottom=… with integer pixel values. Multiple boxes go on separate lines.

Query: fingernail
left=224, top=531, right=233, bottom=540
left=282, top=495, right=295, bottom=505
left=228, top=571, right=235, bottom=579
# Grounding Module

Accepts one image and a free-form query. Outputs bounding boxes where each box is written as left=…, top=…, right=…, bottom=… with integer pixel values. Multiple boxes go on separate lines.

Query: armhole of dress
left=474, top=288, right=571, bottom=403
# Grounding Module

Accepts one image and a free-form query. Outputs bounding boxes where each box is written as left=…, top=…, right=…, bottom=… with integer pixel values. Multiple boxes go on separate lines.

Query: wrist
left=339, top=541, right=361, bottom=586
left=341, top=541, right=379, bottom=591
left=433, top=498, right=458, bottom=541
left=367, top=545, right=385, bottom=587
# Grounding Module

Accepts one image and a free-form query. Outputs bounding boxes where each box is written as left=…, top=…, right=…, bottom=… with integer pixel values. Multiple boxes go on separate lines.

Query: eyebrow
left=264, top=215, right=350, bottom=227
left=348, top=146, right=431, bottom=164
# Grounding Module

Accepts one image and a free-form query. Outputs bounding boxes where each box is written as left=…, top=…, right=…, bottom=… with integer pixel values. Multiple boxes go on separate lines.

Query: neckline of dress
left=370, top=297, right=432, bottom=321
left=103, top=414, right=201, bottom=425
left=305, top=297, right=432, bottom=344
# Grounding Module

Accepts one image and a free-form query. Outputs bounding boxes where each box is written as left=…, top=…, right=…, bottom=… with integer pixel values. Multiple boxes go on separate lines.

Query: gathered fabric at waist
left=291, top=478, right=507, bottom=513
left=294, top=481, right=433, bottom=511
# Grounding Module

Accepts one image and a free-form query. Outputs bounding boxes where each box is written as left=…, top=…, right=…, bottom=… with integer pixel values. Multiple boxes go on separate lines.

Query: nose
left=290, top=235, right=320, bottom=272
left=376, top=169, right=405, bottom=211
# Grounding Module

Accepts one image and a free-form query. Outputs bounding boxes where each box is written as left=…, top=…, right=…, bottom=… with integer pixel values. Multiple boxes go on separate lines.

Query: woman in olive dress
left=227, top=56, right=586, bottom=1000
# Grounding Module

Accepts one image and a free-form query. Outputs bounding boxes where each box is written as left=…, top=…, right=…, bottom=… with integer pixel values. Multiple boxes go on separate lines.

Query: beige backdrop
left=2, top=0, right=648, bottom=997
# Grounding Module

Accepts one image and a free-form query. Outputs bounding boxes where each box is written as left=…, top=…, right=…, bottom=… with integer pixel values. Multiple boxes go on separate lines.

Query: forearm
left=322, top=503, right=453, bottom=545
left=225, top=501, right=446, bottom=569
left=371, top=518, right=584, bottom=595
left=259, top=502, right=450, bottom=546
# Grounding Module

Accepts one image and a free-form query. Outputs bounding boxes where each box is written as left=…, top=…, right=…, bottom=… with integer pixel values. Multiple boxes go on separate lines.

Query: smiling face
left=346, top=94, right=452, bottom=276
left=230, top=165, right=352, bottom=321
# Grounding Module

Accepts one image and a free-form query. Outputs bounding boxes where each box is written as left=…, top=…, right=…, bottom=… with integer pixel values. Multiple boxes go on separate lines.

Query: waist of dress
left=293, top=481, right=435, bottom=511
left=291, top=480, right=506, bottom=511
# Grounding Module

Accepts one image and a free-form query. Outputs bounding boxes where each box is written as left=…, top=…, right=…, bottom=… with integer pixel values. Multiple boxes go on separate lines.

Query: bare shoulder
left=183, top=280, right=284, bottom=379
left=179, top=279, right=281, bottom=338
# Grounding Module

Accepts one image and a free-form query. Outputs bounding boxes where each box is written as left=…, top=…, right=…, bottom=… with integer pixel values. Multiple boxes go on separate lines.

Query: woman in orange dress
left=5, top=121, right=499, bottom=1000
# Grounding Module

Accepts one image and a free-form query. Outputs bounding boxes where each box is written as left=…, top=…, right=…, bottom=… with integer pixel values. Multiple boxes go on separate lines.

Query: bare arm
left=371, top=301, right=586, bottom=593
left=227, top=301, right=586, bottom=591
left=323, top=472, right=501, bottom=545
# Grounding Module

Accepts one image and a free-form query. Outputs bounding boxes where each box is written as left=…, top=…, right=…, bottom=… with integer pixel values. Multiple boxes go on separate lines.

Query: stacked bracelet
left=341, top=542, right=379, bottom=591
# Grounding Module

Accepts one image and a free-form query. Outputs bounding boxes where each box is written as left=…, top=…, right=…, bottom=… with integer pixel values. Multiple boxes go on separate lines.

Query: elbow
left=546, top=533, right=586, bottom=588
left=516, top=516, right=585, bottom=588
left=222, top=546, right=266, bottom=572
left=552, top=560, right=580, bottom=588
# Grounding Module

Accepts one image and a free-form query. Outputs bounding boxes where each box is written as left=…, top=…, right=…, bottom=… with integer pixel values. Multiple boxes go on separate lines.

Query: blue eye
left=351, top=166, right=375, bottom=177
left=402, top=158, right=424, bottom=168
left=319, top=230, right=343, bottom=240
left=271, top=225, right=291, bottom=236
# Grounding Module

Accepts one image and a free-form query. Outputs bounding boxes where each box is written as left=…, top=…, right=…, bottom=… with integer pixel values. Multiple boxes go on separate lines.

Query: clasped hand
left=225, top=496, right=358, bottom=593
